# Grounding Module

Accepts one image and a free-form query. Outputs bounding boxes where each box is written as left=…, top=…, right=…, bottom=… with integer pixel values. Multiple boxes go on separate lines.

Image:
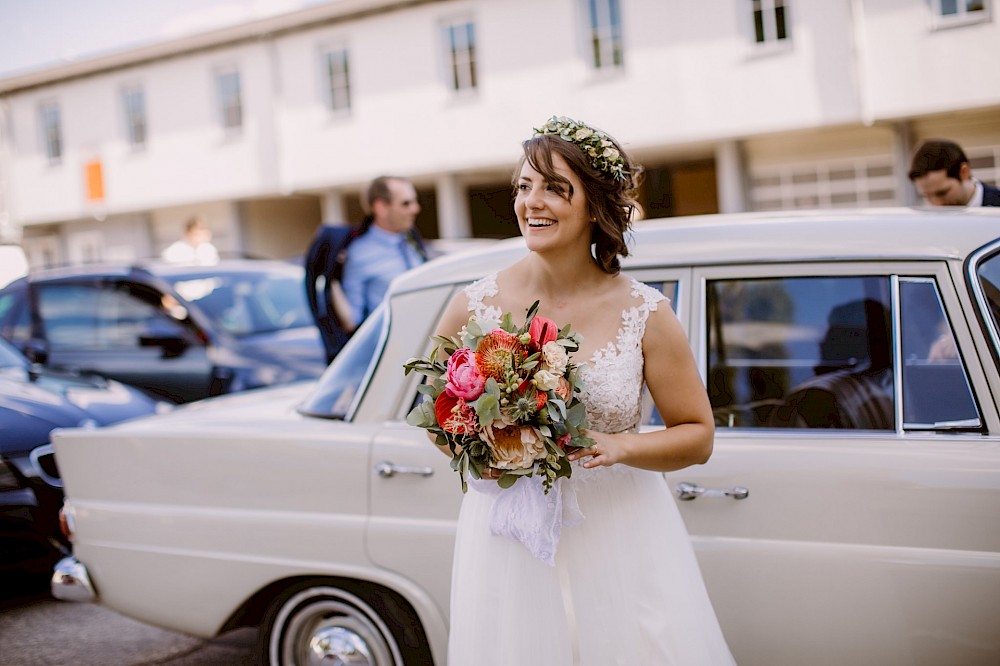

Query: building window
left=934, top=0, right=987, bottom=18
left=445, top=21, right=477, bottom=92
left=122, top=85, right=147, bottom=147
left=750, top=157, right=898, bottom=211
left=931, top=0, right=990, bottom=28
left=586, top=0, right=624, bottom=69
left=751, top=0, right=789, bottom=44
left=39, top=101, right=62, bottom=163
left=324, top=48, right=352, bottom=112
left=215, top=69, right=243, bottom=130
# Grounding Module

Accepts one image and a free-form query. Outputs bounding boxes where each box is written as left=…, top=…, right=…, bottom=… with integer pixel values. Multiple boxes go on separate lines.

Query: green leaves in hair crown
left=533, top=116, right=628, bottom=183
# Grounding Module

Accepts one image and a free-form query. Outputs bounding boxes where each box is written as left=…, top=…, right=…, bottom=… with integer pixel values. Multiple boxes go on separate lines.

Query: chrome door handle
left=375, top=461, right=435, bottom=478
left=675, top=482, right=749, bottom=501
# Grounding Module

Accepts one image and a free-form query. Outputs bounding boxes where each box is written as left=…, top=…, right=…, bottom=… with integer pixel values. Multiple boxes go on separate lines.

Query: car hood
left=0, top=366, right=162, bottom=457
left=99, top=380, right=317, bottom=435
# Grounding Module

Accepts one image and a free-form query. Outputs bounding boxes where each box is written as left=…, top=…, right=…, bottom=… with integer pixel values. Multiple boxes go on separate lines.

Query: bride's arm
left=568, top=304, right=714, bottom=472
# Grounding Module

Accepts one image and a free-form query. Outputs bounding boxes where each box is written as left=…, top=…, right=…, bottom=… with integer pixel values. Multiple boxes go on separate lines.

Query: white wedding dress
left=447, top=274, right=736, bottom=666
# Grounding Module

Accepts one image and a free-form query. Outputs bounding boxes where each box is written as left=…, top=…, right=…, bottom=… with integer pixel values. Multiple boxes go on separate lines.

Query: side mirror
left=22, top=338, right=49, bottom=365
left=138, top=333, right=192, bottom=358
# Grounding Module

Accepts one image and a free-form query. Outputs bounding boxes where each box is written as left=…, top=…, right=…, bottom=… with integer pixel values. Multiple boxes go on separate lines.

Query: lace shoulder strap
left=620, top=279, right=669, bottom=347
left=463, top=273, right=502, bottom=322
left=629, top=278, right=667, bottom=315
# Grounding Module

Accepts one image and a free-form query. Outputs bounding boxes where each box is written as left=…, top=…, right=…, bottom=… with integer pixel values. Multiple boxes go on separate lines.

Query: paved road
left=0, top=587, right=258, bottom=666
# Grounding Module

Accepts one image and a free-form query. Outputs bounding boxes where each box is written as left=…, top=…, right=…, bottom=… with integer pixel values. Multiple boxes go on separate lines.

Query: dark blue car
left=0, top=336, right=165, bottom=589
left=0, top=260, right=327, bottom=404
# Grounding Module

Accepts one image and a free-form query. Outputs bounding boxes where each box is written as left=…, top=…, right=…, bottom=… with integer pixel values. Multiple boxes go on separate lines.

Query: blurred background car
left=0, top=259, right=327, bottom=403
left=0, top=336, right=165, bottom=592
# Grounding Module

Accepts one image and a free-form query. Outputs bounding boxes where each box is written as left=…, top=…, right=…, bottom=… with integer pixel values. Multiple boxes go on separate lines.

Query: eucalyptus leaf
left=497, top=473, right=517, bottom=489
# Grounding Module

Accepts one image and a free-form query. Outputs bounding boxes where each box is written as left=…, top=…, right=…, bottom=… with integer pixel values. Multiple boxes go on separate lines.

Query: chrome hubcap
left=308, top=626, right=372, bottom=665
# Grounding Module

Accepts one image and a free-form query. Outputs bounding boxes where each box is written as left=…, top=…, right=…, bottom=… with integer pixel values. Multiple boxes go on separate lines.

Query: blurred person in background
left=908, top=139, right=1000, bottom=207
left=304, top=220, right=355, bottom=363
left=341, top=175, right=428, bottom=327
left=162, top=214, right=219, bottom=264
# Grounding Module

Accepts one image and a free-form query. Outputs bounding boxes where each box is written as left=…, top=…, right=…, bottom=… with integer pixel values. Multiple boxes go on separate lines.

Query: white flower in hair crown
left=533, top=116, right=628, bottom=183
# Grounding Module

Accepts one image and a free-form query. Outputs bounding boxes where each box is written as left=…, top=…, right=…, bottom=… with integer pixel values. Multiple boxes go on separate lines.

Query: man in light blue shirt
left=341, top=176, right=427, bottom=327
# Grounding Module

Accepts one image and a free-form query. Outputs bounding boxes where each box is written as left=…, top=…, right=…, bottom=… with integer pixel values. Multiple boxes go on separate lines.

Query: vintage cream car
left=52, top=209, right=1000, bottom=666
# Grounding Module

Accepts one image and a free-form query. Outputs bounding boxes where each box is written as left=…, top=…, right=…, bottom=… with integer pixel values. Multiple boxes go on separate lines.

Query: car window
left=900, top=278, right=980, bottom=430
left=708, top=276, right=895, bottom=430
left=0, top=290, right=30, bottom=344
left=299, top=305, right=386, bottom=420
left=38, top=283, right=187, bottom=351
left=170, top=270, right=313, bottom=336
left=974, top=244, right=1000, bottom=365
left=707, top=274, right=983, bottom=433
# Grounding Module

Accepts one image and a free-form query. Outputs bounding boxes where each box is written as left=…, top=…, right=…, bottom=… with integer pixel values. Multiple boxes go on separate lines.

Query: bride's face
left=514, top=152, right=591, bottom=254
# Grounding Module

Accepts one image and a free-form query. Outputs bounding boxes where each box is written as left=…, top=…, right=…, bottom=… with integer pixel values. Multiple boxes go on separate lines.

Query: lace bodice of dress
left=463, top=273, right=667, bottom=437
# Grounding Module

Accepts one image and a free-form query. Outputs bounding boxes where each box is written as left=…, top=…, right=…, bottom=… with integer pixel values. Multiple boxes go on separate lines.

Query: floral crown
left=533, top=116, right=628, bottom=183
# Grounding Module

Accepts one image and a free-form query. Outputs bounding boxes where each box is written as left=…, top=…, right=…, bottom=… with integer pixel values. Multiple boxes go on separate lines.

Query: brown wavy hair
left=514, top=131, right=642, bottom=274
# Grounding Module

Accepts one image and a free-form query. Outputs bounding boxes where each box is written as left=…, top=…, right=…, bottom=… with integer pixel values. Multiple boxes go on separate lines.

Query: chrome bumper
left=51, top=555, right=97, bottom=602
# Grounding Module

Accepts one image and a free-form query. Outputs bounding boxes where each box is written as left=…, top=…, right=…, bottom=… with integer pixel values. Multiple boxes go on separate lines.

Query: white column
left=715, top=140, right=748, bottom=214
left=435, top=173, right=472, bottom=239
left=892, top=121, right=918, bottom=206
left=320, top=190, right=348, bottom=225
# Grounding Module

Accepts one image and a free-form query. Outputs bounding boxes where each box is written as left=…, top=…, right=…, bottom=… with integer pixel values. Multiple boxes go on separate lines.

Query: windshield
left=0, top=338, right=27, bottom=369
left=298, top=305, right=386, bottom=420
left=167, top=267, right=314, bottom=336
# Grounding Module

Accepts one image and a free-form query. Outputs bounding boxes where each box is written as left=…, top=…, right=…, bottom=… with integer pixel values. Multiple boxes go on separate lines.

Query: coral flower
left=434, top=392, right=478, bottom=436
left=476, top=329, right=526, bottom=381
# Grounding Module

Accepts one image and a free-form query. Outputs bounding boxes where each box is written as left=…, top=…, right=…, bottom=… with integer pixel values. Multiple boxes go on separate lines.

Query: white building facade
left=1, top=0, right=998, bottom=268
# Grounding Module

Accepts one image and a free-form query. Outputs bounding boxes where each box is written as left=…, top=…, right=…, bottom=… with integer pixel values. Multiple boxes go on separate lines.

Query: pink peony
left=528, top=316, right=558, bottom=350
left=445, top=347, right=486, bottom=400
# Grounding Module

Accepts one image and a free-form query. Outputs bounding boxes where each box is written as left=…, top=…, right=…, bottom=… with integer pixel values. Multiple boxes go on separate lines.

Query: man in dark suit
left=304, top=223, right=355, bottom=363
left=908, top=139, right=1000, bottom=207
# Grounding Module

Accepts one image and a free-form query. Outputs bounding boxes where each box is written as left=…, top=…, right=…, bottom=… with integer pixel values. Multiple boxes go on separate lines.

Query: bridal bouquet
left=404, top=302, right=595, bottom=493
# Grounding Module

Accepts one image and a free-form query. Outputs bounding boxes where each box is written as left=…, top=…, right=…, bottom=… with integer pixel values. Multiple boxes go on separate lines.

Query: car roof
left=390, top=207, right=1000, bottom=295
left=9, top=258, right=302, bottom=285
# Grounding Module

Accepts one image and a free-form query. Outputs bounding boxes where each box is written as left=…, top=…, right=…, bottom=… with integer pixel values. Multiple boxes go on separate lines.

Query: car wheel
left=260, top=584, right=404, bottom=666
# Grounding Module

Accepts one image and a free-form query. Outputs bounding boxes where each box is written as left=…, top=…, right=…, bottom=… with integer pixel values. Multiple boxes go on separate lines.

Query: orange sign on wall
left=85, top=159, right=104, bottom=202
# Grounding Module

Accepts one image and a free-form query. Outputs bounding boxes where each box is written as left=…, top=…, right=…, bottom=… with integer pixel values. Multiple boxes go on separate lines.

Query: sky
left=0, top=0, right=332, bottom=78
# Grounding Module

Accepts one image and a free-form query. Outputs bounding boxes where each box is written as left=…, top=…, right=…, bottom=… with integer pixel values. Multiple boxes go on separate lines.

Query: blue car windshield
left=298, top=306, right=386, bottom=420
left=167, top=269, right=314, bottom=336
left=0, top=338, right=27, bottom=369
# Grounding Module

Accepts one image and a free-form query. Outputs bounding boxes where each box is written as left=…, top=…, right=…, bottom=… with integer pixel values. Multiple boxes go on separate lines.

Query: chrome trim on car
left=967, top=238, right=1000, bottom=362
left=29, top=444, right=63, bottom=488
left=890, top=275, right=905, bottom=434
left=51, top=555, right=97, bottom=603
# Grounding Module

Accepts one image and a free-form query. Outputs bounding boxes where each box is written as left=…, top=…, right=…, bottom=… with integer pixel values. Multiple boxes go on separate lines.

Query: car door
left=662, top=261, right=1000, bottom=666
left=34, top=278, right=213, bottom=402
left=366, top=286, right=465, bottom=621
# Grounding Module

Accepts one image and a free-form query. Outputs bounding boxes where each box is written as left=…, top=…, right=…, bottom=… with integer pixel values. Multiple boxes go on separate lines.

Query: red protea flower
left=476, top=329, right=526, bottom=381
left=434, top=392, right=478, bottom=436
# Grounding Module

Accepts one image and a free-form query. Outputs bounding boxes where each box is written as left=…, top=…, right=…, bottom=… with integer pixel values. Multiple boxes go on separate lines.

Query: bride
left=431, top=116, right=736, bottom=665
